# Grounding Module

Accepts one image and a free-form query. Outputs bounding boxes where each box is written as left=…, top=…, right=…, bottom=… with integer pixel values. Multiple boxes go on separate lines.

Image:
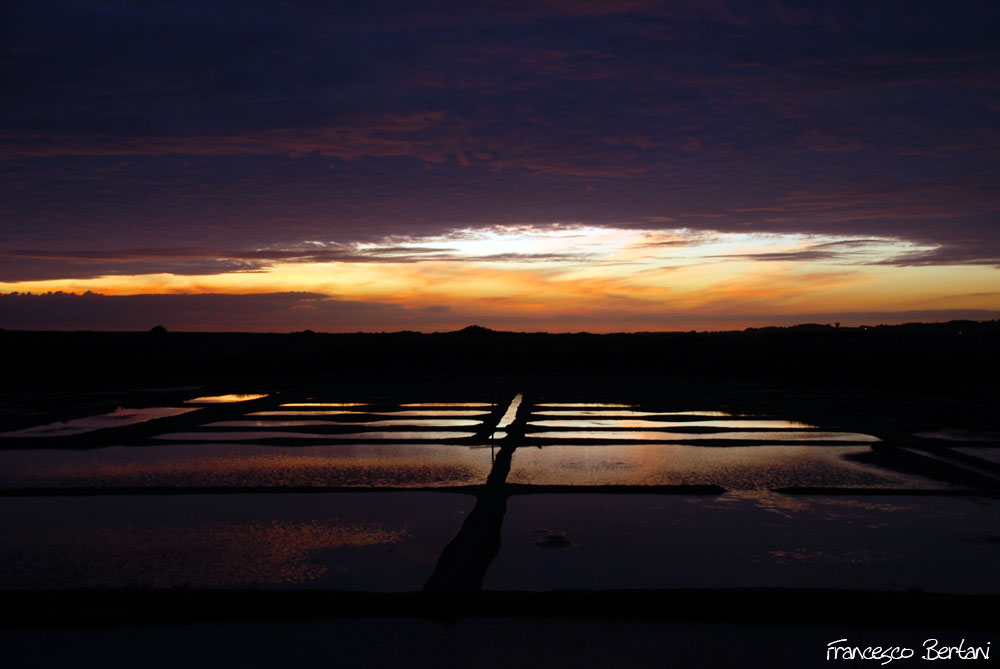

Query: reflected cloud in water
left=400, top=403, right=493, bottom=407
left=527, top=419, right=816, bottom=429
left=526, top=431, right=879, bottom=442
left=280, top=403, right=368, bottom=407
left=155, top=431, right=478, bottom=441
left=507, top=444, right=934, bottom=489
left=534, top=410, right=735, bottom=417
left=185, top=394, right=268, bottom=404
left=535, top=403, right=632, bottom=408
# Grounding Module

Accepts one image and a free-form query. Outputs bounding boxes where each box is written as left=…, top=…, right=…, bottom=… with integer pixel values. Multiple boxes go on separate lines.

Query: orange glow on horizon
left=3, top=227, right=998, bottom=331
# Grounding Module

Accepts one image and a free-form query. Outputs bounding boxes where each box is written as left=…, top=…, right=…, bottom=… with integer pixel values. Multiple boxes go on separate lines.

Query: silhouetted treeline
left=1, top=321, right=997, bottom=403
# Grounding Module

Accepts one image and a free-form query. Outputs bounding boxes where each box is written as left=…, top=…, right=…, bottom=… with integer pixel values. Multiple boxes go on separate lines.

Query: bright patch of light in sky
left=1, top=224, right=990, bottom=333
left=349, top=225, right=936, bottom=268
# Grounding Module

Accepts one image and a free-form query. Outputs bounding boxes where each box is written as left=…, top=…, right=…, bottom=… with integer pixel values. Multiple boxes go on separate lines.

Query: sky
left=2, top=0, right=999, bottom=332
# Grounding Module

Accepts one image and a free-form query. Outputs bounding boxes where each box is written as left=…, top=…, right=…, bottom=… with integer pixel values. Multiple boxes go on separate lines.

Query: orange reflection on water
left=252, top=410, right=367, bottom=416
left=154, top=431, right=478, bottom=440
left=533, top=410, right=735, bottom=417
left=506, top=444, right=923, bottom=489
left=527, top=419, right=816, bottom=429
left=324, top=419, right=483, bottom=427
left=280, top=403, right=368, bottom=407
left=400, top=403, right=493, bottom=407
left=535, top=403, right=632, bottom=408
left=0, top=444, right=494, bottom=488
left=185, top=394, right=268, bottom=404
left=526, top=430, right=879, bottom=442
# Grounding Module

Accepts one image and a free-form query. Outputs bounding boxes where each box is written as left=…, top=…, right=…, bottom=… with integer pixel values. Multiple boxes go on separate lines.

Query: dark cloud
left=2, top=1, right=1000, bottom=277
left=0, top=244, right=585, bottom=281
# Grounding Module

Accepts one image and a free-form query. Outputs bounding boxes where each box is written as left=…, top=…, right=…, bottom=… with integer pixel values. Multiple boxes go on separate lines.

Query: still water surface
left=507, top=444, right=937, bottom=489
left=0, top=407, right=197, bottom=438
left=0, top=443, right=494, bottom=488
left=485, top=493, right=1000, bottom=593
left=0, top=493, right=472, bottom=589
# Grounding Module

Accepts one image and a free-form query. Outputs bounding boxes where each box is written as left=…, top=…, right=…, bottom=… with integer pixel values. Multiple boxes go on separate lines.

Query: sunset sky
left=2, top=1, right=999, bottom=332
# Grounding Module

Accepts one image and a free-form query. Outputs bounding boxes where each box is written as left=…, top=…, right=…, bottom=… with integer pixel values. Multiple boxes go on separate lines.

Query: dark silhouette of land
left=2, top=320, right=997, bottom=435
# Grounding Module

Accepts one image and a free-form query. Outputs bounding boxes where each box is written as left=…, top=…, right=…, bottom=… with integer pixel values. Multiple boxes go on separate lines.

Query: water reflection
left=280, top=403, right=368, bottom=407
left=496, top=393, right=523, bottom=429
left=484, top=493, right=1000, bottom=592
left=527, top=419, right=816, bottom=429
left=207, top=420, right=337, bottom=427
left=536, top=403, right=631, bottom=408
left=952, top=448, right=1000, bottom=465
left=914, top=429, right=1000, bottom=442
left=401, top=403, right=493, bottom=407
left=0, top=493, right=473, bottom=590
left=155, top=431, right=477, bottom=441
left=534, top=410, right=735, bottom=417
left=252, top=411, right=373, bottom=416
left=322, top=419, right=482, bottom=427
left=526, top=431, right=879, bottom=442
left=0, top=407, right=198, bottom=438
left=260, top=409, right=489, bottom=417
left=0, top=443, right=494, bottom=488
left=506, top=444, right=931, bottom=488
left=184, top=394, right=268, bottom=404
left=364, top=410, right=490, bottom=416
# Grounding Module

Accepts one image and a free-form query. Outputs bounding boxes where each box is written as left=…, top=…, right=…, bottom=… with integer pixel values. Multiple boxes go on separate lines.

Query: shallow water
left=952, top=447, right=1000, bottom=466
left=0, top=493, right=472, bottom=590
left=280, top=403, right=368, bottom=407
left=251, top=411, right=373, bottom=416
left=534, top=410, right=735, bottom=417
left=0, top=407, right=198, bottom=438
left=914, top=429, right=1000, bottom=442
left=322, top=419, right=483, bottom=427
left=535, top=403, right=632, bottom=408
left=155, top=431, right=478, bottom=441
left=506, top=444, right=935, bottom=489
left=484, top=493, right=1000, bottom=593
left=525, top=430, right=879, bottom=442
left=527, top=419, right=816, bottom=429
left=400, top=403, right=493, bottom=407
left=184, top=394, right=268, bottom=404
left=0, top=443, right=493, bottom=488
left=259, top=410, right=489, bottom=417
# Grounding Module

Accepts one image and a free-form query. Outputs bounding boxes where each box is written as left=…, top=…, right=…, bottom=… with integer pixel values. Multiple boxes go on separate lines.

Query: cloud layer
left=2, top=1, right=999, bottom=329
